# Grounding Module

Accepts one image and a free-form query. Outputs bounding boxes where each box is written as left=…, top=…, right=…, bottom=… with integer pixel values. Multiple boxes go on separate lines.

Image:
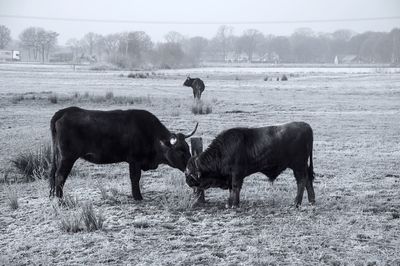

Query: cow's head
left=183, top=76, right=194, bottom=87
left=160, top=123, right=198, bottom=172
left=185, top=156, right=229, bottom=189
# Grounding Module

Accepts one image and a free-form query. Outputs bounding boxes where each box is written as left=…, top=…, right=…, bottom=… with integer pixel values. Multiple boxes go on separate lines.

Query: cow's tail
left=49, top=109, right=65, bottom=197
left=308, top=141, right=314, bottom=181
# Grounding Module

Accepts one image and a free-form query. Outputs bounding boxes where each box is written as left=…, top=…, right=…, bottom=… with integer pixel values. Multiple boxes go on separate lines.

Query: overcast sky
left=0, top=0, right=399, bottom=45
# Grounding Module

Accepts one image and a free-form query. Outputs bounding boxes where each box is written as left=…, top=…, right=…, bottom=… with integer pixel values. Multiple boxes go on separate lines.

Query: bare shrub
left=105, top=91, right=114, bottom=100
left=81, top=201, right=104, bottom=231
left=11, top=95, right=24, bottom=104
left=113, top=95, right=152, bottom=105
left=5, top=184, right=19, bottom=210
left=127, top=72, right=148, bottom=78
left=48, top=94, right=58, bottom=104
left=11, top=144, right=52, bottom=182
left=71, top=92, right=151, bottom=106
left=191, top=100, right=212, bottom=115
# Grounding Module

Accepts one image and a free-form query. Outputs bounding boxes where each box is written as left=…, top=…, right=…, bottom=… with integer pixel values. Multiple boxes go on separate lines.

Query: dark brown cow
left=50, top=106, right=198, bottom=200
left=185, top=122, right=314, bottom=208
left=183, top=76, right=205, bottom=99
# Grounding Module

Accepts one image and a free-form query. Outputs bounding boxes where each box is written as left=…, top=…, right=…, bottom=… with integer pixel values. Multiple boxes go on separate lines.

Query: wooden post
left=190, top=137, right=205, bottom=203
left=190, top=137, right=203, bottom=156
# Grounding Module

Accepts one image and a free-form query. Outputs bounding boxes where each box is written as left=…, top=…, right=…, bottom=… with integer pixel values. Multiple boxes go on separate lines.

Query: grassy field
left=0, top=64, right=399, bottom=265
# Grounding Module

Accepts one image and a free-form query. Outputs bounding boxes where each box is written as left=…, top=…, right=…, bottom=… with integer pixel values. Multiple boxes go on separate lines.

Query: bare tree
left=66, top=38, right=84, bottom=62
left=19, top=27, right=38, bottom=60
left=164, top=31, right=185, bottom=44
left=213, top=25, right=234, bottom=60
left=19, top=27, right=58, bottom=62
left=36, top=29, right=58, bottom=62
left=390, top=28, right=400, bottom=64
left=236, top=29, right=264, bottom=62
left=0, top=25, right=11, bottom=49
left=184, top=36, right=208, bottom=64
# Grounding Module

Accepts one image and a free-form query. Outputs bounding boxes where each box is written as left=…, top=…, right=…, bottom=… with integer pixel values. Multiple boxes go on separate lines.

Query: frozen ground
left=0, top=64, right=399, bottom=265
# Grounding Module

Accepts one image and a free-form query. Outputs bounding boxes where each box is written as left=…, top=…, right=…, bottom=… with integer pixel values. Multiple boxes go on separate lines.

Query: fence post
left=190, top=137, right=205, bottom=203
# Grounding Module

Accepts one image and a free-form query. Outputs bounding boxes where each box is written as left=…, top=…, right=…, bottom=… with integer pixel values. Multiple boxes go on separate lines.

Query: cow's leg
left=226, top=189, right=233, bottom=208
left=230, top=174, right=243, bottom=208
left=293, top=170, right=307, bottom=207
left=193, top=188, right=205, bottom=204
left=192, top=89, right=196, bottom=98
left=305, top=173, right=316, bottom=205
left=129, top=162, right=142, bottom=200
left=55, top=157, right=76, bottom=198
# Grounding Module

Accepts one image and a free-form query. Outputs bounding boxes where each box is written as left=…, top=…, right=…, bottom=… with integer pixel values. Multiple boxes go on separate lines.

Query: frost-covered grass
left=0, top=64, right=400, bottom=265
left=160, top=174, right=197, bottom=211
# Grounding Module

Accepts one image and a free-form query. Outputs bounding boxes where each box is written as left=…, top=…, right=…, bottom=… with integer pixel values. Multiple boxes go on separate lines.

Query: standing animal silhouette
left=183, top=76, right=205, bottom=99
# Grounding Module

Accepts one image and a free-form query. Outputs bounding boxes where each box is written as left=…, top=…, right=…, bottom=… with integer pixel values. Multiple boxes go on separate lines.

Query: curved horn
left=184, top=122, right=199, bottom=139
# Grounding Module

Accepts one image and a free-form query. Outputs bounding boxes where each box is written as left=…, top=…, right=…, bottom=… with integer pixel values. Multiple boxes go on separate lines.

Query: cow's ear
left=170, top=137, right=177, bottom=145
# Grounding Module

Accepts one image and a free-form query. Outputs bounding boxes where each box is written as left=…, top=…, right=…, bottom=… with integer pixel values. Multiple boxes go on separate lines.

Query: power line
left=1, top=14, right=400, bottom=25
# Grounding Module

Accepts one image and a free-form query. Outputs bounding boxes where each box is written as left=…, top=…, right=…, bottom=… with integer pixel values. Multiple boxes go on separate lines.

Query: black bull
left=183, top=77, right=205, bottom=99
left=49, top=106, right=198, bottom=200
left=185, top=122, right=315, bottom=208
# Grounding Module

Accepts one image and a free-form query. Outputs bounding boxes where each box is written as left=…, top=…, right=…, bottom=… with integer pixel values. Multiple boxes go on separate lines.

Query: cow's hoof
left=193, top=199, right=206, bottom=207
left=231, top=205, right=239, bottom=209
left=225, top=203, right=231, bottom=209
left=129, top=195, right=143, bottom=201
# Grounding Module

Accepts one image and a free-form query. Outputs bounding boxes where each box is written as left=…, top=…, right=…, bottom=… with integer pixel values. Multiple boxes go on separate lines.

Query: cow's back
left=192, top=78, right=205, bottom=92
left=52, top=107, right=169, bottom=163
left=210, top=122, right=312, bottom=176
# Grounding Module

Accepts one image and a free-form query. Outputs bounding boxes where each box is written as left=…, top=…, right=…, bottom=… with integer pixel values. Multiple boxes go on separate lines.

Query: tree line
left=0, top=24, right=399, bottom=67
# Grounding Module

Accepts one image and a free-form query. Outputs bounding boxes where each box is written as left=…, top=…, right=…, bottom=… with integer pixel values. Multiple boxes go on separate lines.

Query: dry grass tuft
left=52, top=199, right=104, bottom=233
left=191, top=99, right=212, bottom=115
left=4, top=184, right=19, bottom=210
left=81, top=201, right=104, bottom=231
left=11, top=144, right=52, bottom=182
left=161, top=175, right=197, bottom=211
left=51, top=200, right=82, bottom=233
left=48, top=94, right=58, bottom=104
left=62, top=194, right=80, bottom=209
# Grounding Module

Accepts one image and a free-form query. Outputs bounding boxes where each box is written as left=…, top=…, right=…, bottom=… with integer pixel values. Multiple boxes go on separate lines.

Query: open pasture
left=0, top=64, right=400, bottom=265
